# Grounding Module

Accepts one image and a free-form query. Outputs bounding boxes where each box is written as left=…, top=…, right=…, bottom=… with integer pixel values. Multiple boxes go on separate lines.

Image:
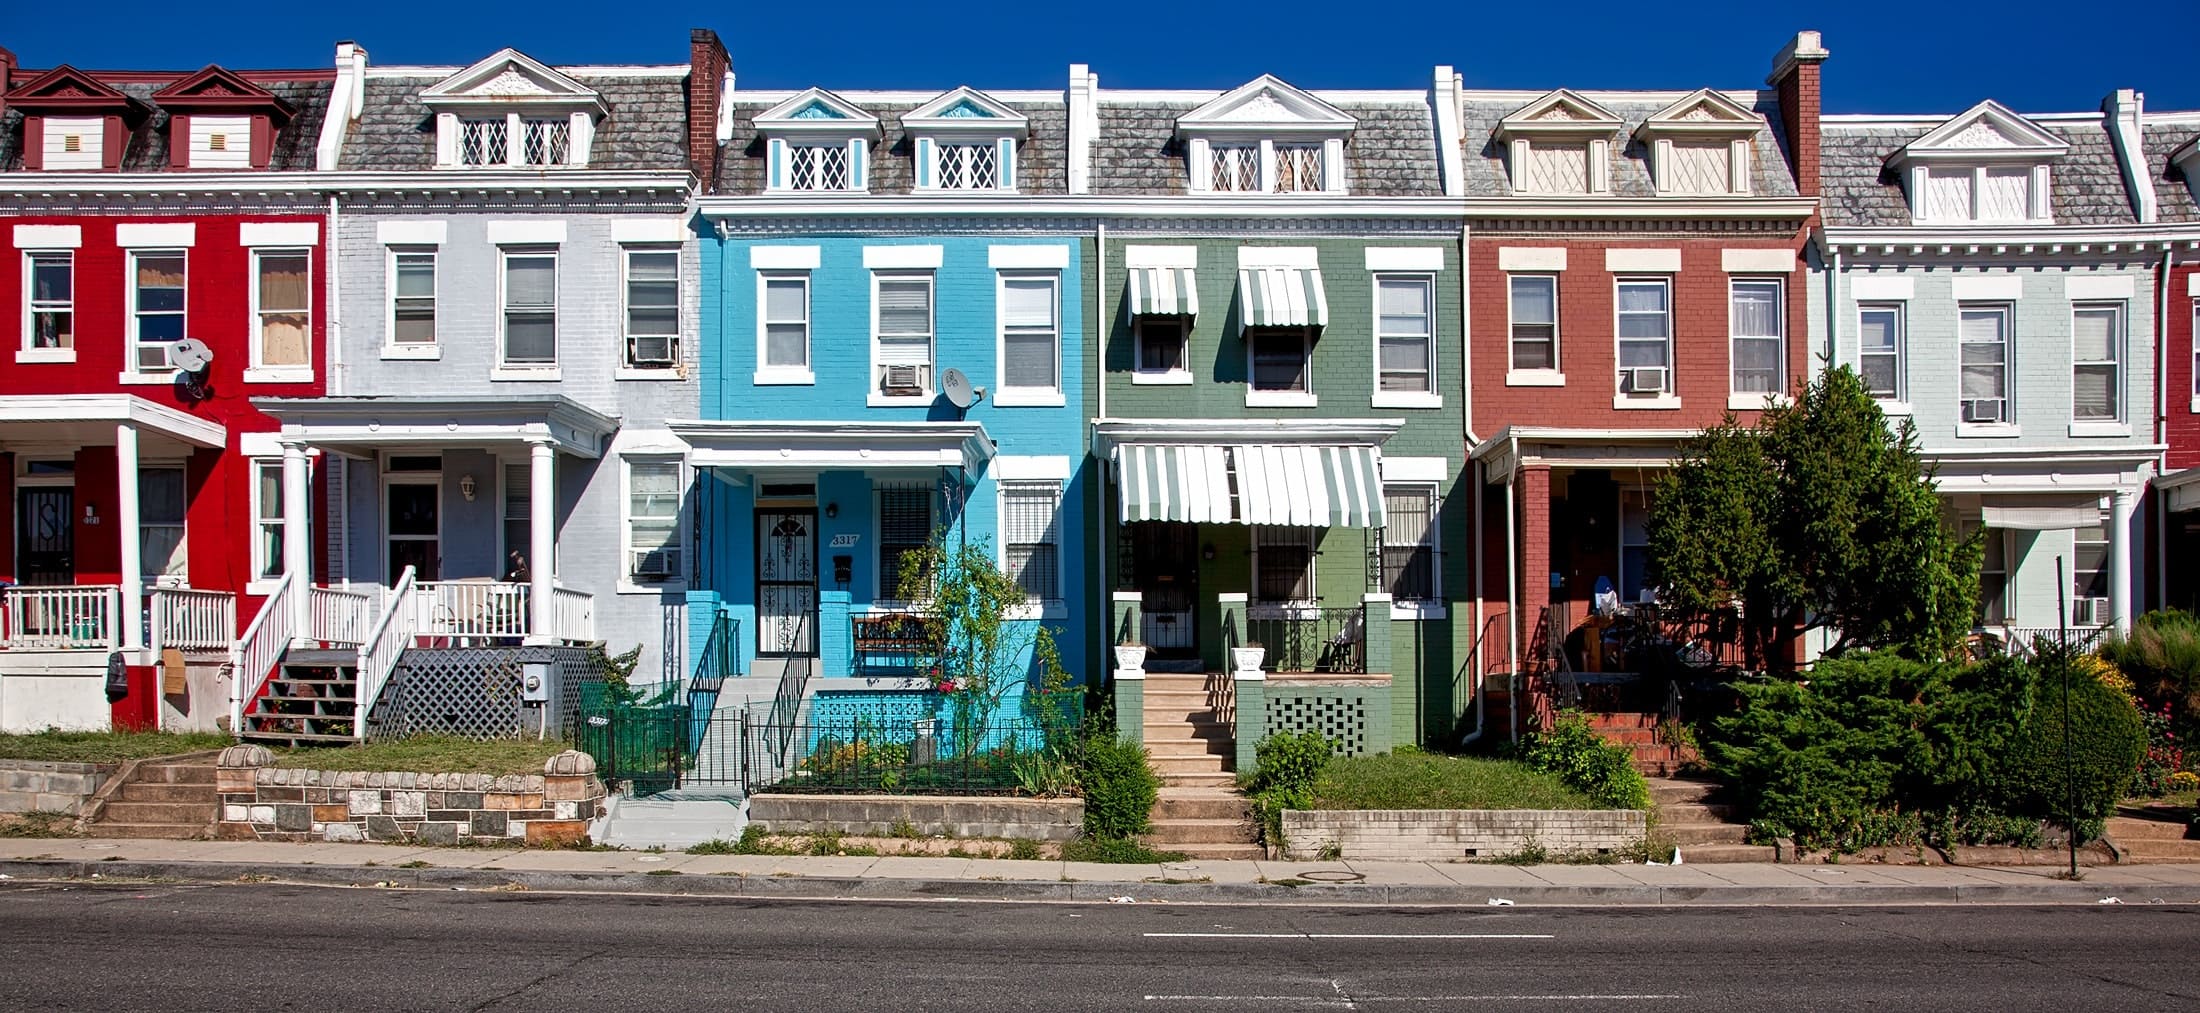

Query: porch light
left=459, top=474, right=478, bottom=501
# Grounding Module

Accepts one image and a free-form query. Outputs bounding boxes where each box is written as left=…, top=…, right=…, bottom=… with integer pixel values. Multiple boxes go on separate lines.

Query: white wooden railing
left=415, top=581, right=531, bottom=643
left=353, top=567, right=420, bottom=739
left=149, top=588, right=236, bottom=652
left=308, top=584, right=376, bottom=647
left=0, top=585, right=120, bottom=651
left=552, top=585, right=596, bottom=642
left=230, top=573, right=297, bottom=733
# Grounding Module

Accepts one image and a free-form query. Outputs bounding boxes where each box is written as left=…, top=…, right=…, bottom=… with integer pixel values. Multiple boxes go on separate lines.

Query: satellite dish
left=168, top=338, right=214, bottom=374
left=941, top=367, right=984, bottom=410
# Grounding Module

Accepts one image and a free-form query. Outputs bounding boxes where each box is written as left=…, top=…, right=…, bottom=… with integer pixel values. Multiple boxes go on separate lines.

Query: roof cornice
left=1465, top=196, right=1815, bottom=221
left=1821, top=223, right=2200, bottom=252
left=0, top=169, right=692, bottom=196
left=694, top=193, right=1463, bottom=219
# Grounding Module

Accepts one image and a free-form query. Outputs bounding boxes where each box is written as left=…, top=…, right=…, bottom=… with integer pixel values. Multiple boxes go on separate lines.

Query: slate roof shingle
left=339, top=72, right=689, bottom=172
left=2143, top=123, right=2200, bottom=224
left=714, top=95, right=1068, bottom=195
left=1454, top=91, right=1798, bottom=199
left=0, top=78, right=333, bottom=173
left=1821, top=116, right=2141, bottom=228
left=1088, top=97, right=1442, bottom=197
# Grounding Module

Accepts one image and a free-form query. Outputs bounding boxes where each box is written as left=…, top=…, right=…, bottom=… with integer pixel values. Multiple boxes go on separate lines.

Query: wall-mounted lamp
left=459, top=475, right=478, bottom=501
left=825, top=502, right=839, bottom=519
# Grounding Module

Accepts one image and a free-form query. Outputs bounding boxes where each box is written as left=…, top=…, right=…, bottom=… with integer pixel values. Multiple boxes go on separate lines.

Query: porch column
left=282, top=440, right=312, bottom=641
left=114, top=424, right=143, bottom=652
left=527, top=438, right=556, bottom=644
left=2111, top=488, right=2138, bottom=630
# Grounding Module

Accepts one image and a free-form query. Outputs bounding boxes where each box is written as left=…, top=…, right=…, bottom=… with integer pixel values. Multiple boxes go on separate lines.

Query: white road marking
left=1142, top=932, right=1554, bottom=939
left=1143, top=995, right=1683, bottom=1004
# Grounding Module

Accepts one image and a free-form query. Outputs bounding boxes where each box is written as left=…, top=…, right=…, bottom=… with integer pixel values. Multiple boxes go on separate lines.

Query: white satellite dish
left=940, top=367, right=984, bottom=410
left=168, top=337, right=214, bottom=374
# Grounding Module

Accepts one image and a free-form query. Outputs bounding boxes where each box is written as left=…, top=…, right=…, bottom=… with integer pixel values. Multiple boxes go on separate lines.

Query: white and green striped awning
left=1112, top=443, right=1385, bottom=528
left=1126, top=267, right=1198, bottom=317
left=1236, top=267, right=1329, bottom=329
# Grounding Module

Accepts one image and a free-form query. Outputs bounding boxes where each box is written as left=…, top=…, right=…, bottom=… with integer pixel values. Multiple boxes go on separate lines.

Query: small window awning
left=1237, top=266, right=1328, bottom=329
left=668, top=419, right=995, bottom=483
left=1981, top=494, right=2103, bottom=531
left=1112, top=443, right=1385, bottom=528
left=1127, top=267, right=1198, bottom=317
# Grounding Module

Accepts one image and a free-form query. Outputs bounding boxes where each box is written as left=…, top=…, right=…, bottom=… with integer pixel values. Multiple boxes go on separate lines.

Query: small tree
left=1647, top=367, right=1980, bottom=668
left=897, top=532, right=1074, bottom=756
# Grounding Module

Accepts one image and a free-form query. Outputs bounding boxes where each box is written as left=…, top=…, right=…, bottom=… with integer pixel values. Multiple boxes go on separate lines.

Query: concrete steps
left=1141, top=673, right=1238, bottom=790
left=1646, top=776, right=1775, bottom=863
left=1143, top=786, right=1259, bottom=860
left=91, top=761, right=217, bottom=840
left=2107, top=815, right=2200, bottom=863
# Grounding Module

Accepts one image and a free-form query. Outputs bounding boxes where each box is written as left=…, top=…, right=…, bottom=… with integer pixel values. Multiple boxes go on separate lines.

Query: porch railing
left=308, top=584, right=375, bottom=646
left=0, top=585, right=119, bottom=651
left=852, top=612, right=936, bottom=677
left=552, top=585, right=596, bottom=642
left=1993, top=625, right=2111, bottom=658
left=692, top=612, right=744, bottom=690
left=149, top=587, right=236, bottom=652
left=1247, top=606, right=1365, bottom=674
left=230, top=573, right=297, bottom=733
left=415, top=581, right=530, bottom=644
left=354, top=566, right=421, bottom=739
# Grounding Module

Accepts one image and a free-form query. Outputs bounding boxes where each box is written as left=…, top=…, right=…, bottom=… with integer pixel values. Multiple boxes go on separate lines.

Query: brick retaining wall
left=0, top=760, right=113, bottom=815
left=214, top=747, right=605, bottom=846
left=1282, top=808, right=1647, bottom=861
left=749, top=794, right=1084, bottom=842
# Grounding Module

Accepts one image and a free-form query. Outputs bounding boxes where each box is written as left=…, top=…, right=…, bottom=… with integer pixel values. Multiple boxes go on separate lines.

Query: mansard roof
left=340, top=65, right=686, bottom=171
left=0, top=65, right=331, bottom=172
left=152, top=65, right=294, bottom=121
left=419, top=48, right=605, bottom=114
left=717, top=88, right=1067, bottom=195
left=1175, top=75, right=1356, bottom=136
left=1455, top=89, right=1796, bottom=198
left=1089, top=88, right=1437, bottom=197
left=1493, top=89, right=1623, bottom=140
left=2144, top=120, right=2200, bottom=223
left=1822, top=109, right=2139, bottom=228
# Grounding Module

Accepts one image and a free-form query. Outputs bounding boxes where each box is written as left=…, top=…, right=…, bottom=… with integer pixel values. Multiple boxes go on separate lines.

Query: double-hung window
left=389, top=249, right=437, bottom=350
left=500, top=249, right=557, bottom=369
left=1616, top=278, right=1671, bottom=395
left=1254, top=526, right=1317, bottom=604
left=1377, top=275, right=1434, bottom=396
left=1508, top=275, right=1557, bottom=371
left=1729, top=279, right=1785, bottom=398
left=2071, top=302, right=2122, bottom=423
left=758, top=273, right=811, bottom=379
left=1249, top=329, right=1313, bottom=397
left=2073, top=520, right=2109, bottom=617
left=1001, top=482, right=1062, bottom=602
left=252, top=249, right=311, bottom=372
left=1382, top=485, right=1438, bottom=603
left=873, top=274, right=934, bottom=400
left=1977, top=525, right=2008, bottom=625
left=624, top=459, right=683, bottom=586
left=878, top=485, right=933, bottom=594
left=1858, top=303, right=1905, bottom=402
left=130, top=250, right=187, bottom=374
left=1959, top=305, right=2012, bottom=425
left=252, top=461, right=284, bottom=581
left=24, top=251, right=73, bottom=354
left=623, top=248, right=681, bottom=371
left=999, top=273, right=1060, bottom=403
left=140, top=466, right=187, bottom=582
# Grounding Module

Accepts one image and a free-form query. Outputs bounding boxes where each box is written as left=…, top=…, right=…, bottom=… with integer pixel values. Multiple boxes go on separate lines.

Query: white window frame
left=1132, top=316, right=1193, bottom=385
left=2192, top=298, right=2200, bottom=414
left=21, top=249, right=74, bottom=363
left=869, top=271, right=936, bottom=406
left=999, top=480, right=1065, bottom=614
left=620, top=456, right=687, bottom=594
left=495, top=247, right=559, bottom=380
left=1958, top=303, right=2018, bottom=436
left=1251, top=525, right=1319, bottom=605
left=782, top=140, right=861, bottom=193
left=2069, top=301, right=2127, bottom=435
left=124, top=249, right=188, bottom=383
left=1727, top=277, right=1787, bottom=409
left=244, top=247, right=313, bottom=383
left=996, top=271, right=1063, bottom=407
left=2073, top=517, right=2110, bottom=620
left=138, top=464, right=189, bottom=584
left=1857, top=302, right=1907, bottom=409
left=1381, top=482, right=1440, bottom=608
left=1505, top=273, right=1559, bottom=380
left=1374, top=273, right=1439, bottom=408
left=1245, top=326, right=1317, bottom=408
left=921, top=138, right=1013, bottom=192
left=755, top=271, right=813, bottom=384
left=618, top=246, right=682, bottom=379
left=383, top=246, right=439, bottom=359
left=1189, top=137, right=1347, bottom=195
left=1613, top=276, right=1677, bottom=408
left=248, top=459, right=286, bottom=594
left=499, top=460, right=531, bottom=580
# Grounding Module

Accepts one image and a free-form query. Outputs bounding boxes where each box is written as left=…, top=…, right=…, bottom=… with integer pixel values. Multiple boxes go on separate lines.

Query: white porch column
left=114, top=424, right=143, bottom=652
left=283, top=440, right=313, bottom=641
left=527, top=438, right=556, bottom=644
left=2111, top=488, right=2138, bottom=630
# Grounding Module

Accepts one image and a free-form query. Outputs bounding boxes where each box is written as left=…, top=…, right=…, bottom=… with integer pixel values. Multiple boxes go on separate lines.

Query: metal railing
left=308, top=584, right=375, bottom=646
left=691, top=612, right=744, bottom=690
left=149, top=587, right=235, bottom=652
left=353, top=566, right=420, bottom=740
left=551, top=585, right=596, bottom=642
left=230, top=573, right=297, bottom=733
left=851, top=612, right=936, bottom=677
left=415, top=581, right=529, bottom=644
left=0, top=585, right=119, bottom=650
left=763, top=656, right=813, bottom=770
left=1247, top=606, right=1366, bottom=673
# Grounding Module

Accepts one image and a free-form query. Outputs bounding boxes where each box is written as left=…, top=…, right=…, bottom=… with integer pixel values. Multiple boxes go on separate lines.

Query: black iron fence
left=1248, top=607, right=1366, bottom=673
left=851, top=613, right=937, bottom=677
left=575, top=680, right=742, bottom=795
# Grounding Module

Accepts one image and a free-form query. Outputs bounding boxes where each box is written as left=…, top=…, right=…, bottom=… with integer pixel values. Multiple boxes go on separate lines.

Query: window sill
left=1956, top=423, right=2023, bottom=439
left=753, top=368, right=816, bottom=386
left=117, top=371, right=177, bottom=386
left=993, top=389, right=1066, bottom=408
left=15, top=348, right=75, bottom=364
left=867, top=392, right=934, bottom=408
left=1246, top=390, right=1318, bottom=408
left=1131, top=370, right=1194, bottom=386
left=1505, top=369, right=1566, bottom=387
left=1612, top=394, right=1682, bottom=410
left=1876, top=400, right=1914, bottom=416
left=1391, top=602, right=1447, bottom=621
left=492, top=366, right=563, bottom=382
left=766, top=187, right=873, bottom=196
left=618, top=581, right=688, bottom=596
left=244, top=367, right=314, bottom=384
left=615, top=367, right=683, bottom=382
left=380, top=345, right=441, bottom=361
left=2069, top=421, right=2132, bottom=438
left=1372, top=391, right=1443, bottom=409
left=1728, top=392, right=1790, bottom=411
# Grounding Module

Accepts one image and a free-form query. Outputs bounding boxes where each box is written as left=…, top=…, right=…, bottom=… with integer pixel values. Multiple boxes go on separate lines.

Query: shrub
left=2098, top=611, right=2200, bottom=739
left=1079, top=733, right=1159, bottom=839
left=1245, top=730, right=1332, bottom=804
left=2005, top=648, right=2146, bottom=842
left=1522, top=712, right=1652, bottom=811
left=1061, top=836, right=1185, bottom=864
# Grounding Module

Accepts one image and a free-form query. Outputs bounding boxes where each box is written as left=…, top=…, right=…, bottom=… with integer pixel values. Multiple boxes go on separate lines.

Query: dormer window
left=904, top=87, right=1026, bottom=193
left=1891, top=101, right=2066, bottom=225
left=1635, top=88, right=1762, bottom=196
left=1495, top=89, right=1622, bottom=196
left=154, top=65, right=295, bottom=170
left=9, top=65, right=136, bottom=172
left=423, top=49, right=605, bottom=170
left=1179, top=75, right=1356, bottom=195
left=460, top=117, right=508, bottom=165
left=754, top=87, right=879, bottom=194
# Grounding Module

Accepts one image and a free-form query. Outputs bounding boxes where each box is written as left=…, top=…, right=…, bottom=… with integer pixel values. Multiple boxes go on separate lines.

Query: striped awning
left=1127, top=267, right=1198, bottom=317
left=1236, top=267, right=1329, bottom=328
left=1112, top=443, right=1385, bottom=528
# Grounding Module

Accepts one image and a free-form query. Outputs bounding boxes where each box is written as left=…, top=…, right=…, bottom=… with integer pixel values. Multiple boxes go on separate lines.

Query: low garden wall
left=749, top=794, right=1083, bottom=842
left=214, top=746, right=606, bottom=846
left=1282, top=808, right=1647, bottom=861
left=0, top=759, right=113, bottom=815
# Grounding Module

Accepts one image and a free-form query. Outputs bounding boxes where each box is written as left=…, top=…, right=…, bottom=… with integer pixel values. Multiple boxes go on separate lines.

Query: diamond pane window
left=522, top=118, right=570, bottom=166
left=1669, top=141, right=1732, bottom=194
left=1525, top=144, right=1590, bottom=194
left=461, top=118, right=508, bottom=166
left=936, top=143, right=999, bottom=189
left=790, top=144, right=852, bottom=190
left=1274, top=144, right=1323, bottom=192
left=1211, top=145, right=1258, bottom=192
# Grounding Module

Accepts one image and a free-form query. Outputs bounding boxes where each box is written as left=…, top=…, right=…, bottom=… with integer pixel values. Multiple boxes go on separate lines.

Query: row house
left=2145, top=109, right=2200, bottom=614
left=0, top=52, right=335, bottom=732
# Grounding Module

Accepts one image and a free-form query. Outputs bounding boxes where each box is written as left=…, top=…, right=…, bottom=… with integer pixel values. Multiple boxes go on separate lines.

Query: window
left=1249, top=328, right=1311, bottom=393
left=1254, top=526, right=1317, bottom=603
left=129, top=251, right=186, bottom=373
left=2074, top=519, right=2109, bottom=614
left=1523, top=143, right=1591, bottom=194
left=252, top=461, right=284, bottom=580
left=999, top=274, right=1060, bottom=397
left=252, top=249, right=311, bottom=370
left=623, top=248, right=680, bottom=370
left=1193, top=137, right=1343, bottom=194
left=759, top=273, right=810, bottom=374
left=1729, top=279, right=1785, bottom=396
left=1859, top=303, right=1905, bottom=401
left=1274, top=144, right=1323, bottom=192
left=788, top=144, right=853, bottom=191
left=1377, top=276, right=1434, bottom=394
left=1209, top=145, right=1258, bottom=192
left=878, top=485, right=933, bottom=593
left=1382, top=485, right=1437, bottom=602
left=873, top=274, right=934, bottom=398
left=1616, top=278, right=1671, bottom=394
left=1136, top=317, right=1188, bottom=377
left=1922, top=165, right=2040, bottom=223
left=502, top=463, right=530, bottom=580
left=624, top=460, right=683, bottom=584
left=1976, top=524, right=2008, bottom=625
left=933, top=142, right=1000, bottom=190
left=1001, top=482, right=1062, bottom=601
left=2072, top=303, right=2122, bottom=422
left=1668, top=141, right=1734, bottom=195
left=521, top=118, right=570, bottom=166
left=1507, top=275, right=1557, bottom=371
left=500, top=250, right=557, bottom=367
left=390, top=250, right=436, bottom=347
left=24, top=251, right=72, bottom=351
left=140, top=467, right=187, bottom=582
left=1959, top=305, right=2012, bottom=424
left=460, top=117, right=508, bottom=166
left=1620, top=489, right=1653, bottom=604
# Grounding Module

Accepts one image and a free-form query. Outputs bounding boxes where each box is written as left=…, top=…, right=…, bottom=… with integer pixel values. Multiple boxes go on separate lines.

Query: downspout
left=1825, top=243, right=1842, bottom=372
left=327, top=195, right=342, bottom=394
left=1096, top=221, right=1107, bottom=422
left=1504, top=433, right=1519, bottom=744
left=2158, top=243, right=2176, bottom=609
left=1457, top=216, right=1484, bottom=746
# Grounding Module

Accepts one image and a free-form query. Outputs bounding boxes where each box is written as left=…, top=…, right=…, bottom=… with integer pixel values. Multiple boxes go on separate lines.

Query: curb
left=4, top=858, right=2195, bottom=907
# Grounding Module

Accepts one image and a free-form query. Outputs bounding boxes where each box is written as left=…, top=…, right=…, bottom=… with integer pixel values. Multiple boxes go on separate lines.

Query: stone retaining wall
left=214, top=747, right=606, bottom=846
left=0, top=760, right=113, bottom=815
left=749, top=794, right=1084, bottom=842
left=1282, top=809, right=1647, bottom=861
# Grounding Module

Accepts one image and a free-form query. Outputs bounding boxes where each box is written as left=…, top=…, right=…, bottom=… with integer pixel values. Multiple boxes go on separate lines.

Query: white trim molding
left=1365, top=247, right=1445, bottom=272
left=12, top=225, right=81, bottom=249
left=611, top=219, right=690, bottom=244
left=115, top=223, right=196, bottom=248
left=1605, top=248, right=1679, bottom=273
left=1951, top=274, right=2024, bottom=301
left=487, top=220, right=568, bottom=246
left=2065, top=274, right=2136, bottom=300
left=750, top=245, right=822, bottom=270
left=377, top=220, right=448, bottom=246
left=1124, top=245, right=1198, bottom=269
left=1379, top=455, right=1448, bottom=483
left=1721, top=248, right=1794, bottom=273
left=992, top=454, right=1073, bottom=482
left=1499, top=247, right=1567, bottom=272
left=863, top=245, right=944, bottom=270
left=239, top=222, right=320, bottom=247
left=1850, top=274, right=1915, bottom=300
left=988, top=245, right=1069, bottom=270
left=1236, top=246, right=1319, bottom=269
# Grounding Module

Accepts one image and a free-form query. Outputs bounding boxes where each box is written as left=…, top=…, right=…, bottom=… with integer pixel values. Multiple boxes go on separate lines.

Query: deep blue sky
left=7, top=3, right=2198, bottom=114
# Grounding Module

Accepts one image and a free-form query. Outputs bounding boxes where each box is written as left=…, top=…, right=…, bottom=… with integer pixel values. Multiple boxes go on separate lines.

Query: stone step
left=138, top=763, right=216, bottom=785
left=1150, top=755, right=1227, bottom=775
left=117, top=782, right=217, bottom=803
left=1153, top=841, right=1266, bottom=861
left=1655, top=802, right=1741, bottom=825
left=2107, top=816, right=2192, bottom=842
left=1144, top=740, right=1233, bottom=759
left=1585, top=712, right=1661, bottom=730
left=1159, top=772, right=1238, bottom=789
left=1647, top=778, right=1719, bottom=805
left=1662, top=822, right=1749, bottom=847
left=1141, top=720, right=1231, bottom=738
left=1154, top=795, right=1251, bottom=821
left=1673, top=843, right=1778, bottom=864
left=92, top=821, right=208, bottom=840
left=1143, top=819, right=1253, bottom=845
left=2112, top=839, right=2200, bottom=863
left=100, top=801, right=216, bottom=824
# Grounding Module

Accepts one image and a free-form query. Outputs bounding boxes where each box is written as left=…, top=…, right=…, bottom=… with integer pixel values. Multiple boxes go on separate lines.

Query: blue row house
left=677, top=73, right=1089, bottom=746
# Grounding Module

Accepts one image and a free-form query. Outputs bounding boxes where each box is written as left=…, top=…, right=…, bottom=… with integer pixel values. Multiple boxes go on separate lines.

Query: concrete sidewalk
left=5, top=836, right=2199, bottom=906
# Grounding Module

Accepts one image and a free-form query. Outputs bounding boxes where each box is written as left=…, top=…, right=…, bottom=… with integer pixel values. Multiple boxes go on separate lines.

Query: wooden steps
left=91, top=761, right=217, bottom=840
left=240, top=658, right=360, bottom=747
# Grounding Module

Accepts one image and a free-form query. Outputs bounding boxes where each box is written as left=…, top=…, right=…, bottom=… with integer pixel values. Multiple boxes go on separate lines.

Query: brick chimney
left=0, top=47, right=16, bottom=120
left=688, top=29, right=730, bottom=194
left=1767, top=30, right=1829, bottom=197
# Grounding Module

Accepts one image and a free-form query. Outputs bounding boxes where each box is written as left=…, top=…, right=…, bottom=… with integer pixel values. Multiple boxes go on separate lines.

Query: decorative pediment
left=901, top=86, right=1028, bottom=138
left=6, top=65, right=134, bottom=112
left=754, top=87, right=880, bottom=137
left=1495, top=89, right=1622, bottom=140
left=1635, top=88, right=1762, bottom=140
left=421, top=48, right=604, bottom=115
left=1178, top=75, right=1355, bottom=138
left=153, top=65, right=292, bottom=121
left=1893, top=100, right=2069, bottom=166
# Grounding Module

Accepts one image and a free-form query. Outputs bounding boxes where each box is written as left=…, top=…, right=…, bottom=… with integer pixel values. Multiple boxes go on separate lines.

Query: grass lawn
left=273, top=735, right=573, bottom=776
left=1309, top=751, right=1601, bottom=811
left=0, top=730, right=231, bottom=765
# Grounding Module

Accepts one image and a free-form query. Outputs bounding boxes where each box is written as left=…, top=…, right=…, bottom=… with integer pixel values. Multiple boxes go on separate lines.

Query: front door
left=15, top=487, right=74, bottom=585
left=756, top=509, right=817, bottom=657
left=387, top=480, right=440, bottom=583
left=1130, top=521, right=1199, bottom=657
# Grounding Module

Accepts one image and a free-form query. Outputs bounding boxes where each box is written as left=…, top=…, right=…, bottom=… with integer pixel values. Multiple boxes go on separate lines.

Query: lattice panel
left=371, top=646, right=606, bottom=741
left=1525, top=144, right=1589, bottom=193
left=1267, top=693, right=1371, bottom=755
left=1668, top=141, right=1731, bottom=194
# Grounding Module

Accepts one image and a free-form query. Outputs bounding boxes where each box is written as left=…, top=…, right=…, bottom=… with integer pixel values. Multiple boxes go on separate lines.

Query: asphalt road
left=3, top=883, right=2198, bottom=1011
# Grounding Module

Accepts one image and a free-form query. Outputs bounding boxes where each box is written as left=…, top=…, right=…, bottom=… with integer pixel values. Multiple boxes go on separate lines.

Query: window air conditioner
left=1625, top=366, right=1668, bottom=395
left=2073, top=597, right=2110, bottom=627
left=632, top=550, right=676, bottom=580
left=628, top=335, right=676, bottom=367
left=880, top=364, right=925, bottom=394
left=1961, top=398, right=2005, bottom=424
